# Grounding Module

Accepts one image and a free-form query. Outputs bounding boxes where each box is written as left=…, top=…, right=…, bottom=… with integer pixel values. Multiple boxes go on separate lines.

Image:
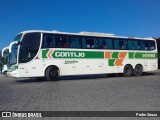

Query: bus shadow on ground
left=16, top=74, right=115, bottom=83
left=16, top=74, right=108, bottom=83
left=15, top=72, right=157, bottom=83
left=142, top=72, right=156, bottom=76
left=16, top=78, right=39, bottom=83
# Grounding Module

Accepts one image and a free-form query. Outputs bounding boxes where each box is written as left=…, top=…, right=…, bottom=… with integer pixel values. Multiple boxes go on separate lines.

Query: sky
left=0, top=0, right=160, bottom=50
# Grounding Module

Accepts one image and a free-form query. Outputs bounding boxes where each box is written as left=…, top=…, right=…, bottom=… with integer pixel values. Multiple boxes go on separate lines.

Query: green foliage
left=0, top=50, right=8, bottom=68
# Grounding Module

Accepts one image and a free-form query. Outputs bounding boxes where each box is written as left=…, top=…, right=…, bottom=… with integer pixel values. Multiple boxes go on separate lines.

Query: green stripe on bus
left=111, top=52, right=119, bottom=58
left=128, top=52, right=135, bottom=58
left=52, top=50, right=104, bottom=58
left=42, top=50, right=104, bottom=59
left=109, top=59, right=116, bottom=66
left=42, top=50, right=157, bottom=59
left=42, top=50, right=49, bottom=58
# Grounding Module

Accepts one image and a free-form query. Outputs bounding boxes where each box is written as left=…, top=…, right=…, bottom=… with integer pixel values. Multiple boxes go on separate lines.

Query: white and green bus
left=5, top=30, right=158, bottom=80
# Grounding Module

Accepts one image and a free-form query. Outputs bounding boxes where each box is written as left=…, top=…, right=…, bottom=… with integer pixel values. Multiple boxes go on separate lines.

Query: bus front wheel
left=133, top=65, right=143, bottom=76
left=45, top=66, right=59, bottom=81
left=123, top=65, right=133, bottom=77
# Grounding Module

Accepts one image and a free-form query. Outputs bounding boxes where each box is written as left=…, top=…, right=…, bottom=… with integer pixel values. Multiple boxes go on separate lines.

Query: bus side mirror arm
left=2, top=46, right=9, bottom=57
left=9, top=41, right=18, bottom=53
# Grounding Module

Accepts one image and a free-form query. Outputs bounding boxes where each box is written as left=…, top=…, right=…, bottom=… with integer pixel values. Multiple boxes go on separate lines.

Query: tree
left=0, top=51, right=3, bottom=68
left=0, top=50, right=8, bottom=68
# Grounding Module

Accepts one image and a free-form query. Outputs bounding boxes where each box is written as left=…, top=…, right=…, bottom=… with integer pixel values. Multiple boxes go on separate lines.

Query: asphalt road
left=0, top=70, right=160, bottom=120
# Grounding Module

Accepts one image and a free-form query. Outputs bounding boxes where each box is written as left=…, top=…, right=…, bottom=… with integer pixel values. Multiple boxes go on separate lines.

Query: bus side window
left=119, top=41, right=124, bottom=49
left=55, top=36, right=69, bottom=48
left=114, top=39, right=127, bottom=50
left=138, top=41, right=141, bottom=50
left=149, top=41, right=155, bottom=50
left=87, top=39, right=94, bottom=49
left=128, top=40, right=134, bottom=50
left=69, top=37, right=81, bottom=48
left=140, top=40, right=149, bottom=50
left=144, top=41, right=149, bottom=50
left=119, top=39, right=127, bottom=50
left=42, top=34, right=55, bottom=48
left=102, top=40, right=107, bottom=49
left=45, top=37, right=53, bottom=48
left=63, top=37, right=68, bottom=48
left=56, top=37, right=63, bottom=48
left=94, top=39, right=98, bottom=49
left=98, top=38, right=105, bottom=49
left=98, top=38, right=113, bottom=49
left=42, top=35, right=49, bottom=48
left=114, top=39, right=119, bottom=49
left=82, top=37, right=87, bottom=48
left=133, top=40, right=140, bottom=50
left=106, top=39, right=113, bottom=49
left=82, top=37, right=94, bottom=49
left=140, top=41, right=146, bottom=50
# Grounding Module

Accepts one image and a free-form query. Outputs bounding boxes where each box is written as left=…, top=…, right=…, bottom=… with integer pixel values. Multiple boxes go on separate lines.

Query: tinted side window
left=42, top=34, right=69, bottom=48
left=55, top=36, right=69, bottom=48
left=114, top=39, right=127, bottom=50
left=98, top=38, right=113, bottom=49
left=69, top=36, right=82, bottom=48
left=42, top=34, right=55, bottom=48
left=82, top=37, right=96, bottom=49
left=135, top=40, right=141, bottom=50
left=128, top=40, right=155, bottom=51
left=149, top=41, right=156, bottom=50
left=128, top=40, right=141, bottom=50
left=140, top=40, right=149, bottom=50
left=128, top=40, right=134, bottom=50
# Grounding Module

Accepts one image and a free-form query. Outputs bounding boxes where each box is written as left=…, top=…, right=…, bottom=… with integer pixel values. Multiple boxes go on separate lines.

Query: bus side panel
left=144, top=59, right=158, bottom=71
left=82, top=59, right=99, bottom=75
left=98, top=59, right=108, bottom=73
left=63, top=59, right=83, bottom=75
left=18, top=59, right=43, bottom=77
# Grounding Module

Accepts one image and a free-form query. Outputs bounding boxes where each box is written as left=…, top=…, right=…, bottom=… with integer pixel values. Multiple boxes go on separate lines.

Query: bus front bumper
left=7, top=70, right=19, bottom=78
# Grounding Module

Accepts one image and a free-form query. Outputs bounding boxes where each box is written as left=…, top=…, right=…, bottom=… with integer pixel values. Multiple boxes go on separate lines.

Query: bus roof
left=19, top=30, right=155, bottom=41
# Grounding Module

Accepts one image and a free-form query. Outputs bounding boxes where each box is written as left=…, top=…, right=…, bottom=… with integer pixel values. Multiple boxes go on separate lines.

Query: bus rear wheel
left=45, top=66, right=59, bottom=81
left=133, top=65, right=143, bottom=76
left=123, top=65, right=133, bottom=77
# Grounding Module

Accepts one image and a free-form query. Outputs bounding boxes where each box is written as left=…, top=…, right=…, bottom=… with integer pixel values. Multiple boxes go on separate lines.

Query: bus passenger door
left=18, top=50, right=43, bottom=77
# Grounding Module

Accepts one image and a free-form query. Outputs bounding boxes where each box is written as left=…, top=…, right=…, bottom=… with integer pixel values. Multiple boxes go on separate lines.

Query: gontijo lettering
left=55, top=52, right=85, bottom=58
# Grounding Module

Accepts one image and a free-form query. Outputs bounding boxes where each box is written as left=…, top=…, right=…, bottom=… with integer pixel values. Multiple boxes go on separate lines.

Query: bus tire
left=123, top=65, right=133, bottom=77
left=133, top=64, right=143, bottom=76
left=45, top=66, right=59, bottom=81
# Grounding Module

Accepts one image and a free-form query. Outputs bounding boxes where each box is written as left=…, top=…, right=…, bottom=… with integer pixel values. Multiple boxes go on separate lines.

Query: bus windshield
left=19, top=32, right=41, bottom=63
left=13, top=34, right=22, bottom=41
left=9, top=34, right=22, bottom=65
left=9, top=44, right=18, bottom=65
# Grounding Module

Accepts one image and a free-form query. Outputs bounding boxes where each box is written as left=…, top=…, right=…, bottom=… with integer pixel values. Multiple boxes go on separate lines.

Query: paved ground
left=0, top=70, right=160, bottom=120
